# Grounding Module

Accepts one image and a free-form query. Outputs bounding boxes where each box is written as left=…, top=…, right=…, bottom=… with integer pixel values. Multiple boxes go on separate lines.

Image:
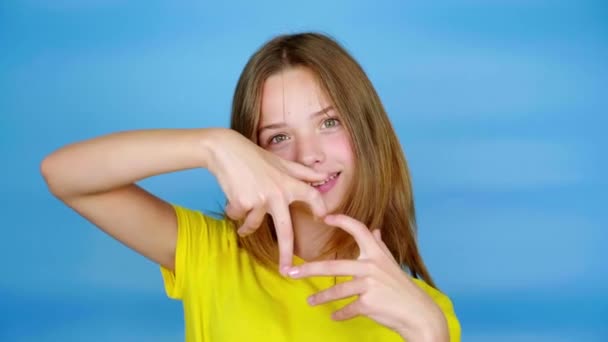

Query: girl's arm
left=40, top=128, right=214, bottom=271
left=40, top=128, right=329, bottom=273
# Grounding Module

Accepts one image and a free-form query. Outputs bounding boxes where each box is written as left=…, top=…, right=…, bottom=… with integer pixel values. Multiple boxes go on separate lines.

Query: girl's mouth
left=309, top=172, right=341, bottom=193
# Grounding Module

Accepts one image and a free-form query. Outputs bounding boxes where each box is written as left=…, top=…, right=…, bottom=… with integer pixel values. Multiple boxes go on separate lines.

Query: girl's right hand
left=204, top=128, right=329, bottom=274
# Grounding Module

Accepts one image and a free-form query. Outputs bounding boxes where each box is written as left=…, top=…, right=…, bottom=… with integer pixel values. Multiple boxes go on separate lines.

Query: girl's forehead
left=260, top=68, right=332, bottom=124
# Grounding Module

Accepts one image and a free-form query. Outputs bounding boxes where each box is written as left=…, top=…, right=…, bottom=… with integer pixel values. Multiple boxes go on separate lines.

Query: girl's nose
left=297, top=138, right=325, bottom=167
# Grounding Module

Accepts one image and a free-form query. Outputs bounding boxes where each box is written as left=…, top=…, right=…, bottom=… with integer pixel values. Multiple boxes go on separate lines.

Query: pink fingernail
left=280, top=265, right=291, bottom=276
left=287, top=267, right=300, bottom=277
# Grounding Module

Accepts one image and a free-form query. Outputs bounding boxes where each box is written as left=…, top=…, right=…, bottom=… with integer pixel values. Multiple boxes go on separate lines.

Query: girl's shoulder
left=411, top=278, right=461, bottom=340
left=171, top=204, right=237, bottom=250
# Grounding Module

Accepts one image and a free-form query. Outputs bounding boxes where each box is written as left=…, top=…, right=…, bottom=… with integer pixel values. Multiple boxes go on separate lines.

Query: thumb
left=372, top=229, right=394, bottom=259
left=372, top=229, right=382, bottom=242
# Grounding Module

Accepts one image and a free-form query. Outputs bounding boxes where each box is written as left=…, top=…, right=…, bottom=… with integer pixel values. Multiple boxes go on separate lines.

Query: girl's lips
left=312, top=172, right=341, bottom=194
left=309, top=172, right=339, bottom=186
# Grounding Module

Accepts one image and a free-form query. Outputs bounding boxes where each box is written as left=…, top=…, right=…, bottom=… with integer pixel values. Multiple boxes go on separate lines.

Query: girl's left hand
left=287, top=214, right=449, bottom=341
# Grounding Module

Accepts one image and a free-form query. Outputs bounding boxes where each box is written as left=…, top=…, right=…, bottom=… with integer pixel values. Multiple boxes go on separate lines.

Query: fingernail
left=280, top=265, right=291, bottom=276
left=287, top=267, right=300, bottom=277
left=307, top=295, right=316, bottom=305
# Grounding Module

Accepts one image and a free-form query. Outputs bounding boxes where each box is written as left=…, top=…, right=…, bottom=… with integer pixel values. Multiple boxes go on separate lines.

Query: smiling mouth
left=308, top=172, right=341, bottom=187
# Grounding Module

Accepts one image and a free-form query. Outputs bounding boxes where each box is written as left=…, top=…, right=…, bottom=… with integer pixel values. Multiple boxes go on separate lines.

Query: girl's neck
left=289, top=206, right=336, bottom=261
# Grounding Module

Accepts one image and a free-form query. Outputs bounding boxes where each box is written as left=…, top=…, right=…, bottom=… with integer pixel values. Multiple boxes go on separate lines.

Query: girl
left=41, top=32, right=461, bottom=341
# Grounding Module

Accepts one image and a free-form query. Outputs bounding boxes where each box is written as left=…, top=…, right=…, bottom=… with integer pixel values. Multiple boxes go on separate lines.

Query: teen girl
left=42, top=32, right=461, bottom=341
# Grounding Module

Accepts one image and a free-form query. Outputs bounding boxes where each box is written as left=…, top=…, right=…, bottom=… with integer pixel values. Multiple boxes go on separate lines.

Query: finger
left=225, top=201, right=248, bottom=221
left=372, top=229, right=381, bottom=241
left=324, top=215, right=377, bottom=255
left=332, top=300, right=363, bottom=321
left=307, top=278, right=366, bottom=306
left=290, top=185, right=328, bottom=219
left=372, top=229, right=393, bottom=258
left=282, top=160, right=328, bottom=182
left=237, top=205, right=267, bottom=236
left=269, top=201, right=294, bottom=275
left=288, top=259, right=369, bottom=278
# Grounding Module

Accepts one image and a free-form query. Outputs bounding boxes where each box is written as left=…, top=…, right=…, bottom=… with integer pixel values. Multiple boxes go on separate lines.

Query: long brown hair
left=228, top=32, right=436, bottom=287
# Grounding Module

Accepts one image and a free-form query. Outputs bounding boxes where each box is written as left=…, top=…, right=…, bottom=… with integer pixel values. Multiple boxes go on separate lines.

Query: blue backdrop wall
left=1, top=1, right=606, bottom=341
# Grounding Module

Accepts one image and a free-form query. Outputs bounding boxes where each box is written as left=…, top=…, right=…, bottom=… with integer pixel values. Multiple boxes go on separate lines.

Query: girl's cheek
left=326, top=132, right=353, bottom=157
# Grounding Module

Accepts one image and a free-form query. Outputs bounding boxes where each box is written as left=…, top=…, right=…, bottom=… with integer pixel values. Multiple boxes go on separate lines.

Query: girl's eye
left=269, top=134, right=288, bottom=145
left=322, top=118, right=340, bottom=129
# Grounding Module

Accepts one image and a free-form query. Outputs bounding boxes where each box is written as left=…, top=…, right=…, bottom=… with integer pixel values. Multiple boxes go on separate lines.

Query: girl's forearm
left=41, top=128, right=223, bottom=199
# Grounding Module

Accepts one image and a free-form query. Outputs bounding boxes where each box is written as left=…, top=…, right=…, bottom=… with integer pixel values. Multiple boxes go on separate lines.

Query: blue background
left=1, top=1, right=606, bottom=341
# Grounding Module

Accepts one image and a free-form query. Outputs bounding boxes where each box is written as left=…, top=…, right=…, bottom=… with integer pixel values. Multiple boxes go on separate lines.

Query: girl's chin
left=290, top=197, right=343, bottom=218
left=289, top=204, right=328, bottom=217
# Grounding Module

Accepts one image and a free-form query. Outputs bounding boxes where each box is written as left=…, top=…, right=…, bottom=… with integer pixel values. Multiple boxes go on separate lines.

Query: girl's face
left=257, top=66, right=355, bottom=214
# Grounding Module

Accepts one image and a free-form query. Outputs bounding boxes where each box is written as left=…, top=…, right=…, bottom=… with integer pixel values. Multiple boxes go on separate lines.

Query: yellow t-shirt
left=160, top=205, right=461, bottom=341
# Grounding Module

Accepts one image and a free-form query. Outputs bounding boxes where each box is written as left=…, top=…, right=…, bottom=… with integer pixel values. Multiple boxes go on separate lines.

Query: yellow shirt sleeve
left=412, top=278, right=462, bottom=342
left=160, top=204, right=230, bottom=300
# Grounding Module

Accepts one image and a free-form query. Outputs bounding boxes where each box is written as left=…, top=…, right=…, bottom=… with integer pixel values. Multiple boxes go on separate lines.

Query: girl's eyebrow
left=259, top=106, right=334, bottom=133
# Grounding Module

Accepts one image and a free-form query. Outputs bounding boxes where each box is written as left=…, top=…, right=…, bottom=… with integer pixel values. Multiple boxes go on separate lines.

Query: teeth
left=309, top=173, right=339, bottom=187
